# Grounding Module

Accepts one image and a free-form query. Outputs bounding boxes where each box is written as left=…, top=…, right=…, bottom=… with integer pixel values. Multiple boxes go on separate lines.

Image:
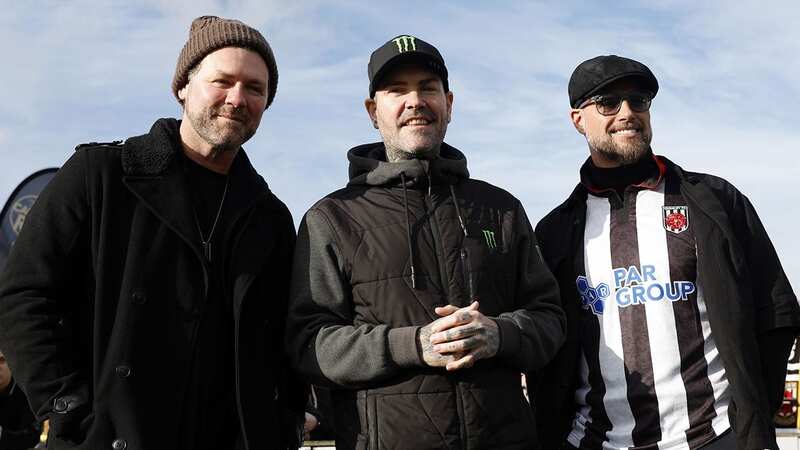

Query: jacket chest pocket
left=459, top=222, right=512, bottom=312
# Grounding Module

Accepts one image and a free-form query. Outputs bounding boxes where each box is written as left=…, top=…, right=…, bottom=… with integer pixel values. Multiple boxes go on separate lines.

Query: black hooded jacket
left=286, top=142, right=565, bottom=449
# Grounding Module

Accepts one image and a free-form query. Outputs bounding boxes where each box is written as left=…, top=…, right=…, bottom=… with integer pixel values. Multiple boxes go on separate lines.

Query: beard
left=588, top=129, right=652, bottom=166
left=185, top=104, right=256, bottom=155
left=382, top=111, right=447, bottom=163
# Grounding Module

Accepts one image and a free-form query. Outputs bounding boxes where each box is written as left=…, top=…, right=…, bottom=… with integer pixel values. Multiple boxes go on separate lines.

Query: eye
left=598, top=95, right=621, bottom=108
left=247, top=85, right=266, bottom=96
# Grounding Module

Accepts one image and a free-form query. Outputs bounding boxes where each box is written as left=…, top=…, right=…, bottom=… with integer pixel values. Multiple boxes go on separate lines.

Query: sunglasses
left=579, top=93, right=653, bottom=116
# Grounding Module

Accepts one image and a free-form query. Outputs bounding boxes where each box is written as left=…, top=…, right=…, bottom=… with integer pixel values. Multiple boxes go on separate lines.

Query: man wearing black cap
left=286, top=35, right=565, bottom=449
left=533, top=55, right=800, bottom=450
left=0, top=16, right=304, bottom=450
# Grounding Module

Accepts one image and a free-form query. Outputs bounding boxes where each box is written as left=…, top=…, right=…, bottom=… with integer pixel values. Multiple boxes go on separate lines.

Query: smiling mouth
left=402, top=117, right=433, bottom=126
left=611, top=128, right=641, bottom=137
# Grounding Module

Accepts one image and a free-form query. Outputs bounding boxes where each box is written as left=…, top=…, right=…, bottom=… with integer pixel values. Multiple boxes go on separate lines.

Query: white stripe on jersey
left=636, top=185, right=690, bottom=449
left=573, top=194, right=637, bottom=449
left=694, top=280, right=731, bottom=437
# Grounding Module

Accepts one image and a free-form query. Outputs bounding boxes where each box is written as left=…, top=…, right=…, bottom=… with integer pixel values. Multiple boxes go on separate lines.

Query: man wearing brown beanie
left=0, top=15, right=304, bottom=450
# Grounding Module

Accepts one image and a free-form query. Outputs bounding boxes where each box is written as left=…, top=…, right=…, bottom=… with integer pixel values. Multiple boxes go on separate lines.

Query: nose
left=225, top=83, right=246, bottom=109
left=615, top=99, right=636, bottom=119
left=404, top=90, right=425, bottom=109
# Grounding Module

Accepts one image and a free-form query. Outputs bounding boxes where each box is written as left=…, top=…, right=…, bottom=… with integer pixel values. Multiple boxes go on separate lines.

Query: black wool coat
left=0, top=119, right=305, bottom=450
left=533, top=156, right=800, bottom=450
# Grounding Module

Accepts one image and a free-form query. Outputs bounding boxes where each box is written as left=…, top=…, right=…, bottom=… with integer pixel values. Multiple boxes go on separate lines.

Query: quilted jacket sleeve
left=285, top=208, right=422, bottom=389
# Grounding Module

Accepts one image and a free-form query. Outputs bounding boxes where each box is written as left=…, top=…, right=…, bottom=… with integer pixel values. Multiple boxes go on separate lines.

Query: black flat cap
left=368, top=35, right=449, bottom=98
left=568, top=55, right=659, bottom=108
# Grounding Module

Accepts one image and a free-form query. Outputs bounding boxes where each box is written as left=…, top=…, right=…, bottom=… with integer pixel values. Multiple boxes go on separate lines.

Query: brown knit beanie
left=172, top=15, right=278, bottom=109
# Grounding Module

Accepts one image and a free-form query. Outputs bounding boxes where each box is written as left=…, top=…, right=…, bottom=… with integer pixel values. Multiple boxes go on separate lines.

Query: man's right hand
left=418, top=302, right=480, bottom=368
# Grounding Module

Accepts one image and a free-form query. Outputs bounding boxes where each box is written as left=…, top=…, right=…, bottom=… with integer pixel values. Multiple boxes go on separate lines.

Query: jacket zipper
left=460, top=248, right=475, bottom=301
left=423, top=187, right=469, bottom=448
left=423, top=190, right=458, bottom=306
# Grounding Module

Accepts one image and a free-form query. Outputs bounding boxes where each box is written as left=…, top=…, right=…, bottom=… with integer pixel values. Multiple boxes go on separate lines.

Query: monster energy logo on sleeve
left=482, top=229, right=497, bottom=249
left=393, top=35, right=417, bottom=52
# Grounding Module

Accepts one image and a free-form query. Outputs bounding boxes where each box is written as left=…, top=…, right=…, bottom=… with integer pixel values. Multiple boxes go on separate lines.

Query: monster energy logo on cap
left=392, top=35, right=417, bottom=52
left=368, top=34, right=450, bottom=97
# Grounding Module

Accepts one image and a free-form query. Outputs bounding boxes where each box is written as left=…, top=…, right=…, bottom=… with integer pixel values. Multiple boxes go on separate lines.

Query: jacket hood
left=347, top=142, right=469, bottom=187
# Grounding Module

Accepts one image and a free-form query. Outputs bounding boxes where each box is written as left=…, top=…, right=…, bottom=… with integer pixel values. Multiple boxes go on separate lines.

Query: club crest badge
left=663, top=205, right=689, bottom=234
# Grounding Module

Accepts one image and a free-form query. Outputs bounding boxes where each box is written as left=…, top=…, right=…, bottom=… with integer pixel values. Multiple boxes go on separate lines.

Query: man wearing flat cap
left=533, top=55, right=800, bottom=450
left=0, top=15, right=304, bottom=450
left=285, top=35, right=565, bottom=449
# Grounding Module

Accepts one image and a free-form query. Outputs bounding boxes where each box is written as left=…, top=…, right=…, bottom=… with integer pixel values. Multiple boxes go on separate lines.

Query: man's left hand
left=427, top=301, right=500, bottom=371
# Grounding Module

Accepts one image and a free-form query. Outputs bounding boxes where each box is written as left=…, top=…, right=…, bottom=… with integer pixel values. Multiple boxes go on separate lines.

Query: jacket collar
left=659, top=155, right=735, bottom=240
left=120, top=118, right=270, bottom=252
left=563, top=152, right=668, bottom=208
left=562, top=153, right=735, bottom=240
left=346, top=142, right=469, bottom=187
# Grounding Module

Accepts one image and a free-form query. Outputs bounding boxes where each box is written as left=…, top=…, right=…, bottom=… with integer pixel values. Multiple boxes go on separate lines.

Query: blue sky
left=1, top=0, right=798, bottom=283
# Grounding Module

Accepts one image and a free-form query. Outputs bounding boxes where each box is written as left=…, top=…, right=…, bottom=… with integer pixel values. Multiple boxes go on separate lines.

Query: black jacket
left=533, top=156, right=800, bottom=450
left=286, top=142, right=565, bottom=450
left=0, top=119, right=304, bottom=450
left=0, top=379, right=41, bottom=450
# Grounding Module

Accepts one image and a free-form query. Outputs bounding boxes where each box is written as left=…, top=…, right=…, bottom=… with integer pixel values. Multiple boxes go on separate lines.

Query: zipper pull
left=202, top=241, right=211, bottom=262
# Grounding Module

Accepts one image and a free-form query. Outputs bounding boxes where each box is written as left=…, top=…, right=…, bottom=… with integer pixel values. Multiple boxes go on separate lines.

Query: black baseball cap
left=568, top=55, right=659, bottom=108
left=368, top=35, right=449, bottom=98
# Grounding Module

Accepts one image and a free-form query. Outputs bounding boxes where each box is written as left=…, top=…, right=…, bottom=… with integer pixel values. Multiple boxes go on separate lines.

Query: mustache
left=399, top=111, right=436, bottom=125
left=213, top=105, right=249, bottom=122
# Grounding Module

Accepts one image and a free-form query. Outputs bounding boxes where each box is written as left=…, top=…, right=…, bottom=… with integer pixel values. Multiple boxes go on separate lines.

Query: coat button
left=115, top=365, right=132, bottom=378
left=53, top=397, right=69, bottom=413
left=132, top=291, right=147, bottom=305
left=111, top=438, right=127, bottom=450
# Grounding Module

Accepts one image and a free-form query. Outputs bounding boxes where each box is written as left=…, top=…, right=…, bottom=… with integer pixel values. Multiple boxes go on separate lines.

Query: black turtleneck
left=580, top=151, right=659, bottom=197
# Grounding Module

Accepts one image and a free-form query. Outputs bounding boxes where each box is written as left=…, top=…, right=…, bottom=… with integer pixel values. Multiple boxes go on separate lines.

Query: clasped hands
left=418, top=301, right=500, bottom=371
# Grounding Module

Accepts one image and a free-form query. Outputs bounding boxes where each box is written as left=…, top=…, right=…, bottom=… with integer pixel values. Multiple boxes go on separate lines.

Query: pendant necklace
left=194, top=177, right=229, bottom=262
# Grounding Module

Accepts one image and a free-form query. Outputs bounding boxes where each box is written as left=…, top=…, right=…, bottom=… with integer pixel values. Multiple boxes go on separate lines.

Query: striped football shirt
left=568, top=171, right=731, bottom=450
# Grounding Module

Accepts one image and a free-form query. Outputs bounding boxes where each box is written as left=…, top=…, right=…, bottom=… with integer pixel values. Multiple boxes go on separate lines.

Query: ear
left=570, top=109, right=585, bottom=135
left=178, top=85, right=188, bottom=102
left=445, top=91, right=454, bottom=123
left=364, top=98, right=378, bottom=129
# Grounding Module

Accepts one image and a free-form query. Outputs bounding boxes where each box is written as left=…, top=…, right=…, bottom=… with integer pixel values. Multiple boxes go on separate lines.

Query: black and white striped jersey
left=568, top=172, right=731, bottom=450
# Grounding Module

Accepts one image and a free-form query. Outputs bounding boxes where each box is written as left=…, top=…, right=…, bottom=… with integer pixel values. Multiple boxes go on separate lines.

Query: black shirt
left=179, top=155, right=240, bottom=450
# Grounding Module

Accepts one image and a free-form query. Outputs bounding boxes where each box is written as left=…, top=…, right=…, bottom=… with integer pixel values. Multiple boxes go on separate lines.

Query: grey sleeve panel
left=286, top=209, right=420, bottom=389
left=388, top=326, right=423, bottom=368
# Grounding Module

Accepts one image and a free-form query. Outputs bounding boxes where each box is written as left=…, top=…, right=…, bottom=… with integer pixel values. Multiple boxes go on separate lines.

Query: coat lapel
left=119, top=119, right=201, bottom=255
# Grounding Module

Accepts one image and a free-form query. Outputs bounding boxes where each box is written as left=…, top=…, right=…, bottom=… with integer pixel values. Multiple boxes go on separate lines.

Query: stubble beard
left=588, top=131, right=652, bottom=166
left=186, top=105, right=256, bottom=157
left=383, top=115, right=447, bottom=163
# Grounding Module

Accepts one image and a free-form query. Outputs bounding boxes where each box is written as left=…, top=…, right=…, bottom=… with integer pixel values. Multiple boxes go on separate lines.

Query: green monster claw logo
left=482, top=229, right=497, bottom=249
left=392, top=35, right=417, bottom=52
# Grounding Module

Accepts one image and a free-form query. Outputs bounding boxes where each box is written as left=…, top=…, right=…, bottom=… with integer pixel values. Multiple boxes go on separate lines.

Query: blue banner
left=0, top=168, right=58, bottom=272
